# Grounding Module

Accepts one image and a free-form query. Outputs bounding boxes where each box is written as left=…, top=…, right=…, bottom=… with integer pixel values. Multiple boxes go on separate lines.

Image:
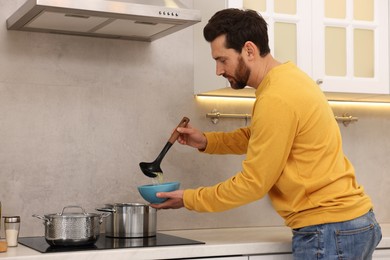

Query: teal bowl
left=138, top=182, right=180, bottom=204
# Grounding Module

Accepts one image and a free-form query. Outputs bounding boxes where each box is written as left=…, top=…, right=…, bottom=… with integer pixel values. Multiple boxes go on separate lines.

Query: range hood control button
left=158, top=11, right=179, bottom=17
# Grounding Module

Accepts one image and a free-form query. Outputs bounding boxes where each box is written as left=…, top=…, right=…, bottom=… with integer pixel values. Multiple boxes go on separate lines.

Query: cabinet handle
left=316, top=79, right=323, bottom=85
left=206, top=109, right=251, bottom=125
left=206, top=110, right=358, bottom=127
left=334, top=113, right=358, bottom=127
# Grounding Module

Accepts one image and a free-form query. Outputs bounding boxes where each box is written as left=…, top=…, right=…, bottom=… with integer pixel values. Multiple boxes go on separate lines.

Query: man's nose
left=216, top=64, right=224, bottom=76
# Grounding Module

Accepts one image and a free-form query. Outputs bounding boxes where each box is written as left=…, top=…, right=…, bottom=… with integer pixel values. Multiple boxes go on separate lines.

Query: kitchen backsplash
left=0, top=0, right=389, bottom=237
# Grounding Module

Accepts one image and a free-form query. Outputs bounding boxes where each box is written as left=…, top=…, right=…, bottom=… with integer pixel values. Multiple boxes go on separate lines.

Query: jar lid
left=3, top=216, right=20, bottom=223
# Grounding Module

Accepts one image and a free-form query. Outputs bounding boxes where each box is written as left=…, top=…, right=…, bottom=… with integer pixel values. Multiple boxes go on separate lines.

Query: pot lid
left=46, top=206, right=100, bottom=218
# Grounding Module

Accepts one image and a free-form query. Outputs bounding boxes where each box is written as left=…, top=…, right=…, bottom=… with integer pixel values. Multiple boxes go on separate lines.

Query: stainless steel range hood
left=7, top=0, right=201, bottom=41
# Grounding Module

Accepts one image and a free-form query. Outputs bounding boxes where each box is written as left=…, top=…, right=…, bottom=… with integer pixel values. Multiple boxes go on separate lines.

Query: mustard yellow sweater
left=183, top=62, right=372, bottom=229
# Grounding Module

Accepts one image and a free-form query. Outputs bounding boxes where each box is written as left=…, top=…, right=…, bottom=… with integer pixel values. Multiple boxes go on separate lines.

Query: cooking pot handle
left=98, top=212, right=111, bottom=224
left=95, top=207, right=116, bottom=213
left=32, top=214, right=51, bottom=225
left=61, top=205, right=87, bottom=216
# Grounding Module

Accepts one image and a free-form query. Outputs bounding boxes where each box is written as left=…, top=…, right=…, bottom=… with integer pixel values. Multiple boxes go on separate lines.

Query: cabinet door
left=243, top=0, right=312, bottom=76
left=312, top=0, right=389, bottom=94
left=249, top=254, right=293, bottom=260
left=194, top=0, right=240, bottom=94
left=373, top=249, right=390, bottom=259
left=194, top=0, right=310, bottom=96
left=195, top=0, right=389, bottom=96
left=193, top=0, right=253, bottom=95
left=187, top=256, right=248, bottom=260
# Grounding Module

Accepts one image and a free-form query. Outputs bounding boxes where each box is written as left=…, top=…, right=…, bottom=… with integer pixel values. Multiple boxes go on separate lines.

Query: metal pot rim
left=104, top=203, right=151, bottom=208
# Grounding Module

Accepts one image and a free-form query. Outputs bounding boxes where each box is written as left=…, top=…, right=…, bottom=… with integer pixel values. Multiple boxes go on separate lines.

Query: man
left=152, top=8, right=382, bottom=259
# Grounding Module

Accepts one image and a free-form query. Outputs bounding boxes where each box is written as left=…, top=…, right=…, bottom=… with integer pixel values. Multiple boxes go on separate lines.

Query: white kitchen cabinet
left=249, top=254, right=292, bottom=260
left=186, top=256, right=248, bottom=260
left=249, top=249, right=390, bottom=259
left=193, top=0, right=242, bottom=95
left=373, top=249, right=390, bottom=259
left=194, top=0, right=389, bottom=97
left=311, top=0, right=389, bottom=94
left=243, top=0, right=311, bottom=77
left=246, top=0, right=389, bottom=95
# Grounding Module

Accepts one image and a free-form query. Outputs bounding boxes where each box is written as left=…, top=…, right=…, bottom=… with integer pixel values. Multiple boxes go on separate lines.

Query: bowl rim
left=138, top=181, right=180, bottom=189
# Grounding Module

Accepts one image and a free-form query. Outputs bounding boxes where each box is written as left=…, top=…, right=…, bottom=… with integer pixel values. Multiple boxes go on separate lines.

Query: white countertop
left=1, top=224, right=390, bottom=259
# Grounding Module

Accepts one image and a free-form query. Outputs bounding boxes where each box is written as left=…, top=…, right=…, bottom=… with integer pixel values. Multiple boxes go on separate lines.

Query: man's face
left=211, top=35, right=250, bottom=89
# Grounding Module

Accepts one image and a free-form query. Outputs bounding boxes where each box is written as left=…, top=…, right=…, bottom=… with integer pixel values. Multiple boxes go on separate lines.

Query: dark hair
left=203, top=9, right=270, bottom=57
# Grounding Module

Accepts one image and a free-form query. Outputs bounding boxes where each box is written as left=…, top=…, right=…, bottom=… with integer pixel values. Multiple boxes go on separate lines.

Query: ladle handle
left=168, top=117, right=190, bottom=144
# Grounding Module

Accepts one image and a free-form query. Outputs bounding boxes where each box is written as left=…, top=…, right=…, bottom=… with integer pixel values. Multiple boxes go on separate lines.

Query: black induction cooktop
left=19, top=233, right=205, bottom=253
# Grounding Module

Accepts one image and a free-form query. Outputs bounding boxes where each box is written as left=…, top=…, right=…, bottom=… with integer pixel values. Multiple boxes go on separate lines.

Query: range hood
left=6, top=0, right=201, bottom=41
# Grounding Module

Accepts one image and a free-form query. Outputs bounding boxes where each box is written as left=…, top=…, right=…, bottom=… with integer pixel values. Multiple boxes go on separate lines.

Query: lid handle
left=60, top=206, right=87, bottom=216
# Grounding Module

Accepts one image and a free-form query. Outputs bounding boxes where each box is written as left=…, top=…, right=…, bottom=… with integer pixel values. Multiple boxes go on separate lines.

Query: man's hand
left=150, top=190, right=185, bottom=209
left=177, top=123, right=207, bottom=150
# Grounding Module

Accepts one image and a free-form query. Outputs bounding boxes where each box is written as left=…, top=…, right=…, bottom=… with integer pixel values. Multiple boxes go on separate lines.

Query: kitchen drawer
left=186, top=256, right=248, bottom=260
left=373, top=249, right=390, bottom=259
left=249, top=254, right=292, bottom=260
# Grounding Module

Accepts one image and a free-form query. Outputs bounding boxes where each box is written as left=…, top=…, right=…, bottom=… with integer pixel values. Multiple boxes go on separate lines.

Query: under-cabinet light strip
left=195, top=95, right=256, bottom=103
left=196, top=95, right=390, bottom=107
left=327, top=100, right=390, bottom=107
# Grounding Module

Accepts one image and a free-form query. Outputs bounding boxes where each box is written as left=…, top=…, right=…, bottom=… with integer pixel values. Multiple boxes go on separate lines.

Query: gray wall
left=0, top=0, right=389, bottom=237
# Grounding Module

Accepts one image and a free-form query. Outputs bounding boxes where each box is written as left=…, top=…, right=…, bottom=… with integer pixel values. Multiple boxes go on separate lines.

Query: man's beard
left=226, top=56, right=250, bottom=90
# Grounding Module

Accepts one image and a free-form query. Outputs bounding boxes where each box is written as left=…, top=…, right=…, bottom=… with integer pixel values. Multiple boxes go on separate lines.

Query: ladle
left=139, top=117, right=190, bottom=178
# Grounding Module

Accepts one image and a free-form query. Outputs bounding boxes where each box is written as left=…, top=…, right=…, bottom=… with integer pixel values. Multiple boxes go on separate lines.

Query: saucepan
left=33, top=205, right=110, bottom=246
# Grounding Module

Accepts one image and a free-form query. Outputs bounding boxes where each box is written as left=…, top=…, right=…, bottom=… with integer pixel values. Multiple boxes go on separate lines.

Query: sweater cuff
left=199, top=132, right=217, bottom=154
left=183, top=189, right=196, bottom=210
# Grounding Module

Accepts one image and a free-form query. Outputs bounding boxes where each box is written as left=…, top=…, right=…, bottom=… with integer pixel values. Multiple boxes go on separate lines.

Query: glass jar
left=3, top=216, right=20, bottom=247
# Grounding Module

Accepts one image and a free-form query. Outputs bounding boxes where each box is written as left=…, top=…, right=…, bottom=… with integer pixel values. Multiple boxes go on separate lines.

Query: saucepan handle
left=32, top=214, right=51, bottom=225
left=95, top=208, right=116, bottom=213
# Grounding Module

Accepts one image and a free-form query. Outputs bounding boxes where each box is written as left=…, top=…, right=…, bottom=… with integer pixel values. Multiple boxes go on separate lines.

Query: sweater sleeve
left=184, top=96, right=298, bottom=212
left=202, top=127, right=251, bottom=155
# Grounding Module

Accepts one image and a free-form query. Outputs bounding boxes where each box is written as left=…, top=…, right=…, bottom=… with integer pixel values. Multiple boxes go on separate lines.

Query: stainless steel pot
left=96, top=203, right=157, bottom=238
left=33, top=206, right=109, bottom=246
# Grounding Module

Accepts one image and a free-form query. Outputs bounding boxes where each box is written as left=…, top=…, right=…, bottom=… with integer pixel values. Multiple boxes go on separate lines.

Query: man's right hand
left=176, top=123, right=207, bottom=150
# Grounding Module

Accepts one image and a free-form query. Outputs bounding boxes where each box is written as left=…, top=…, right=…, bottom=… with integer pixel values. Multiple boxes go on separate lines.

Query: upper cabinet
left=193, top=0, right=242, bottom=95
left=194, top=0, right=389, bottom=97
left=243, top=0, right=312, bottom=79
left=193, top=0, right=225, bottom=95
left=311, top=0, right=389, bottom=94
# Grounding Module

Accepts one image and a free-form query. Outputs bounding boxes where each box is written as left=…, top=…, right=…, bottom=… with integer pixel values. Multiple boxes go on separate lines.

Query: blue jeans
left=292, top=210, right=382, bottom=259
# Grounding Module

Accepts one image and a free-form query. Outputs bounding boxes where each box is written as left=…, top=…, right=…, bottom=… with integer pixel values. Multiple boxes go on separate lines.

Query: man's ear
left=243, top=41, right=258, bottom=60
